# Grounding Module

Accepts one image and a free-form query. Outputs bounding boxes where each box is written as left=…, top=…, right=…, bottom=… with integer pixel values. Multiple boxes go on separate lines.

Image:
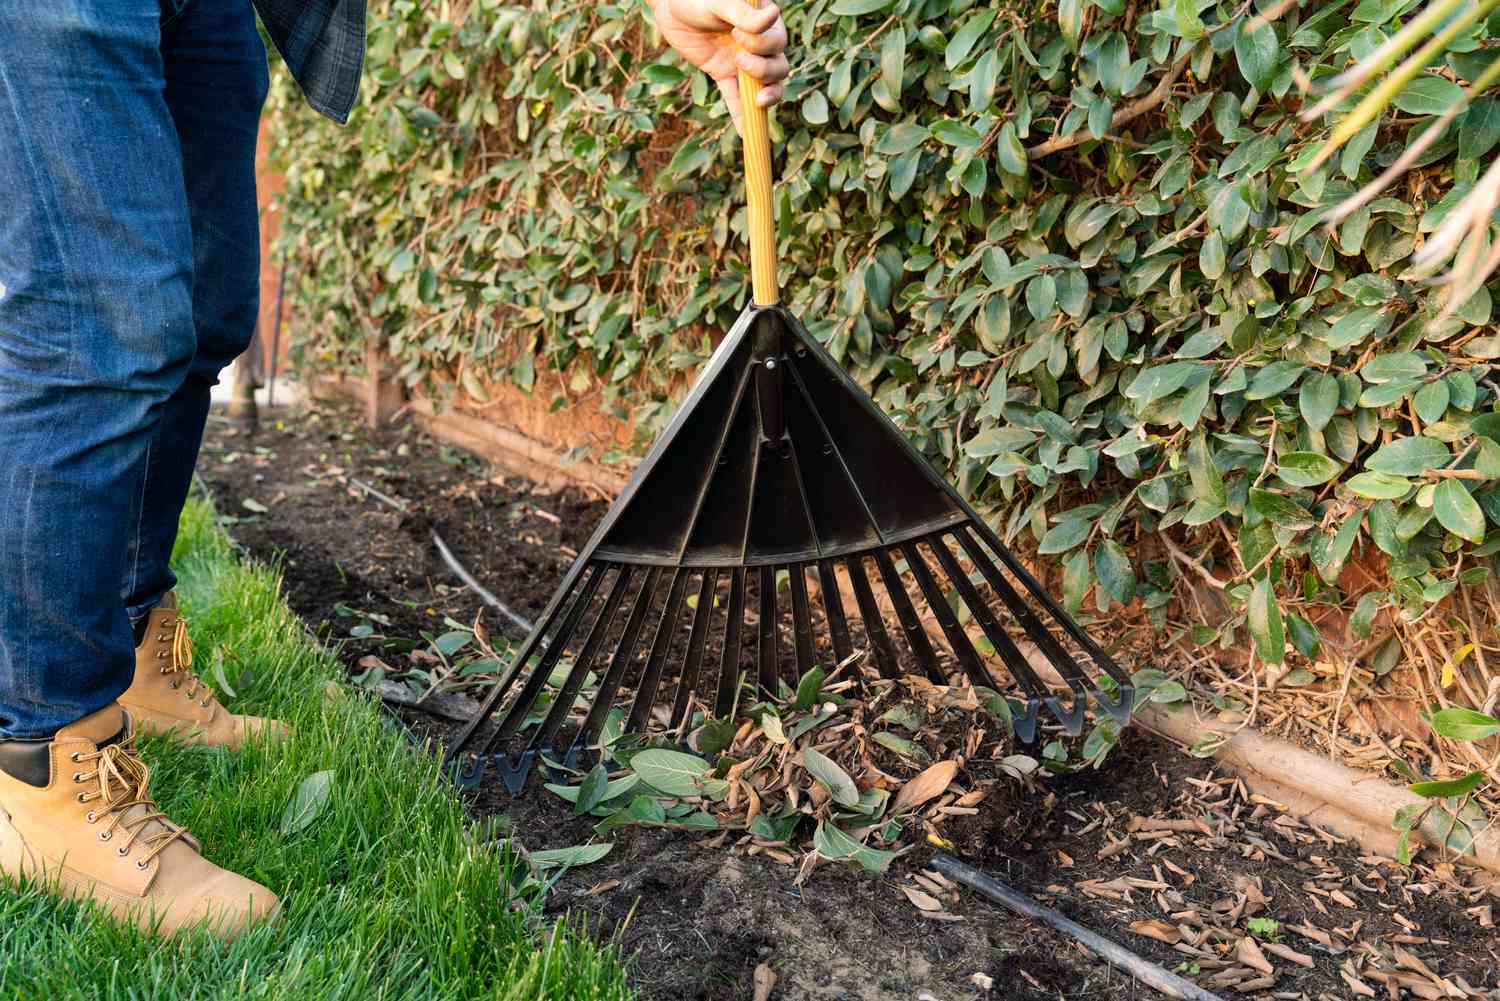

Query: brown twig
left=1026, top=53, right=1191, bottom=160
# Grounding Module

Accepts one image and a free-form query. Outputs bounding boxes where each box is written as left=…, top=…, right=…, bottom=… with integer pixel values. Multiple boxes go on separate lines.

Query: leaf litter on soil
left=202, top=400, right=1500, bottom=1001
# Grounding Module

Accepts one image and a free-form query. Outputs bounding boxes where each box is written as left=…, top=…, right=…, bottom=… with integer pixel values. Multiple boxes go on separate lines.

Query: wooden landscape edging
left=1139, top=705, right=1500, bottom=886
left=307, top=374, right=630, bottom=498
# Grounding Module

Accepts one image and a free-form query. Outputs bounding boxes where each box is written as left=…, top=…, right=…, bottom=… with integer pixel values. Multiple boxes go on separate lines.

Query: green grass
left=0, top=498, right=633, bottom=1001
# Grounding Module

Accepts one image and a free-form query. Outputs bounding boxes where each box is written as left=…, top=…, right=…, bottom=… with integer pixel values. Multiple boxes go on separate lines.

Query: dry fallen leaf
left=893, top=759, right=959, bottom=813
left=901, top=886, right=943, bottom=912
left=1236, top=934, right=1274, bottom=976
left=1128, top=919, right=1181, bottom=945
left=752, top=962, right=776, bottom=1001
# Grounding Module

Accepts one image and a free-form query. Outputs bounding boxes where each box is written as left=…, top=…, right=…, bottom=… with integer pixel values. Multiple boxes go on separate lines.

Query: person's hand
left=652, top=0, right=789, bottom=135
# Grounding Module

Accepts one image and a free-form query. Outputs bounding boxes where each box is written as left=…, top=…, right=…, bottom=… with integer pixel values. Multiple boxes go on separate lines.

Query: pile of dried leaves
left=535, top=660, right=1035, bottom=886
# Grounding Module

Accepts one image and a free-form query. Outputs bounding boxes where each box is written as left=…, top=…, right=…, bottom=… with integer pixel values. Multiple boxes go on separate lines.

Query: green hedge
left=267, top=0, right=1500, bottom=663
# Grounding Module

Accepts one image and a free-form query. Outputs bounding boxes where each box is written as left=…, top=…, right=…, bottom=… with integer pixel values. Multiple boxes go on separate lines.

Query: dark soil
left=199, top=398, right=1500, bottom=1001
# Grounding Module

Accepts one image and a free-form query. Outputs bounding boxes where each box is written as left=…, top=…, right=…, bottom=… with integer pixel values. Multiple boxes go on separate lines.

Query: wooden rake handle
left=736, top=5, right=778, bottom=307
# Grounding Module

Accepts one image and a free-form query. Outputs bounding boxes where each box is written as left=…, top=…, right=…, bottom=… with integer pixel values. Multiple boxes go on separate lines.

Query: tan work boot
left=0, top=704, right=279, bottom=936
left=118, top=592, right=289, bottom=750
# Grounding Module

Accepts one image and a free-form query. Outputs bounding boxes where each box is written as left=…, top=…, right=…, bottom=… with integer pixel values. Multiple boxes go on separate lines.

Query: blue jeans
left=0, top=0, right=267, bottom=738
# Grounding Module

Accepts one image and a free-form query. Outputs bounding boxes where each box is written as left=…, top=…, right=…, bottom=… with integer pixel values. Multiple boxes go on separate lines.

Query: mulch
left=198, top=398, right=1500, bottom=1001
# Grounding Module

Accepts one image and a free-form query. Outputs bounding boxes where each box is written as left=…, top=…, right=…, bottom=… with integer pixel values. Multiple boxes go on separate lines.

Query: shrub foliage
left=267, top=0, right=1500, bottom=662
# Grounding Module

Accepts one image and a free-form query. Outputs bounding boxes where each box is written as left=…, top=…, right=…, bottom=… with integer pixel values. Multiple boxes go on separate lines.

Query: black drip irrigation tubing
left=931, top=854, right=1226, bottom=1001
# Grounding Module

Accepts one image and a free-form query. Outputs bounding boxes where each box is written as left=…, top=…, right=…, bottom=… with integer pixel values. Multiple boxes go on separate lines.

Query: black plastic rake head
left=443, top=304, right=1135, bottom=793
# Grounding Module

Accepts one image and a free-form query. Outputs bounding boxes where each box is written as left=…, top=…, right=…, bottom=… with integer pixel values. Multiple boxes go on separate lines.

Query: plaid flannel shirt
left=255, top=0, right=366, bottom=123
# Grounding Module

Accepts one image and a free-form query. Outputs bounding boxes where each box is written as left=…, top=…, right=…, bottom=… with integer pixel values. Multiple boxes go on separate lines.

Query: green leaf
left=793, top=666, right=827, bottom=711
left=1428, top=708, right=1500, bottom=742
left=803, top=747, right=860, bottom=807
left=1286, top=613, right=1320, bottom=658
left=872, top=731, right=932, bottom=763
left=1414, top=380, right=1450, bottom=424
left=1392, top=74, right=1465, bottom=116
left=945, top=9, right=998, bottom=70
left=876, top=122, right=930, bottom=155
left=1188, top=432, right=1226, bottom=509
left=812, top=821, right=896, bottom=872
left=1299, top=372, right=1341, bottom=431
left=530, top=843, right=614, bottom=869
left=880, top=27, right=906, bottom=103
left=280, top=770, right=336, bottom=836
left=1026, top=274, right=1057, bottom=321
left=574, top=763, right=611, bottom=814
left=829, top=0, right=893, bottom=14
left=1366, top=437, right=1451, bottom=476
left=1234, top=17, right=1278, bottom=91
left=1125, top=361, right=1200, bottom=405
left=1278, top=452, right=1343, bottom=487
left=545, top=773, right=639, bottom=805
left=1311, top=513, right=1362, bottom=583
left=1248, top=489, right=1315, bottom=530
left=1199, top=230, right=1226, bottom=280
left=631, top=748, right=719, bottom=797
left=1245, top=362, right=1304, bottom=401
left=997, top=122, right=1027, bottom=176
left=1434, top=479, right=1486, bottom=543
left=1409, top=770, right=1486, bottom=799
left=1347, top=471, right=1413, bottom=500
left=1248, top=575, right=1285, bottom=665
left=1038, top=517, right=1091, bottom=554
left=1362, top=352, right=1428, bottom=384
left=1095, top=540, right=1136, bottom=603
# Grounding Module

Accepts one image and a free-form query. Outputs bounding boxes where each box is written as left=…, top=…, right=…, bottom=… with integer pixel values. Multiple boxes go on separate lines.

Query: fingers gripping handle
left=737, top=20, right=777, bottom=306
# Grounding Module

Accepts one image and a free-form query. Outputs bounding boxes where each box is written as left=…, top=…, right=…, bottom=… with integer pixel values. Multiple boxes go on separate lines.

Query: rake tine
left=569, top=566, right=662, bottom=761
left=816, top=559, right=853, bottom=664
left=714, top=567, right=746, bottom=717
left=626, top=569, right=691, bottom=733
left=757, top=565, right=779, bottom=696
left=474, top=564, right=603, bottom=759
left=788, top=565, right=815, bottom=677
left=961, top=523, right=1135, bottom=703
left=445, top=566, right=584, bottom=769
left=669, top=570, right=719, bottom=732
left=926, top=536, right=1052, bottom=741
left=900, top=540, right=992, bottom=691
left=844, top=556, right=899, bottom=678
left=1011, top=698, right=1042, bottom=744
left=873, top=547, right=943, bottom=683
left=952, top=526, right=1112, bottom=725
left=529, top=566, right=632, bottom=759
left=927, top=536, right=1052, bottom=701
left=491, top=563, right=606, bottom=751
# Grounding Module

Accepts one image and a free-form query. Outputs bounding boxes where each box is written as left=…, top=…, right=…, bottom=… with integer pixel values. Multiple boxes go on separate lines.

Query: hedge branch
left=1026, top=53, right=1191, bottom=160
left=1028, top=0, right=1303, bottom=161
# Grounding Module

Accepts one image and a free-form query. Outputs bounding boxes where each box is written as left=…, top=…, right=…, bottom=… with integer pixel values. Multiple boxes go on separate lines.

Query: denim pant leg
left=0, top=3, right=197, bottom=737
left=123, top=0, right=270, bottom=618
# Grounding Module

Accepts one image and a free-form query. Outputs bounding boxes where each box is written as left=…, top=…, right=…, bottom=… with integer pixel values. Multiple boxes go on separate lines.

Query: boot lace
left=156, top=614, right=216, bottom=710
left=72, top=738, right=190, bottom=870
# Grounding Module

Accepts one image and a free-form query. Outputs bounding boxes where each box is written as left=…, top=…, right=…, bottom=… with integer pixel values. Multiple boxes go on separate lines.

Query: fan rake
left=444, top=40, right=1134, bottom=794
